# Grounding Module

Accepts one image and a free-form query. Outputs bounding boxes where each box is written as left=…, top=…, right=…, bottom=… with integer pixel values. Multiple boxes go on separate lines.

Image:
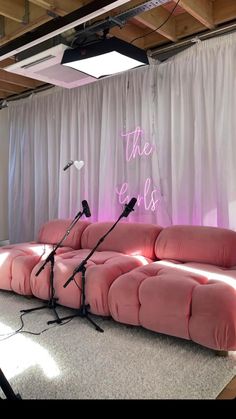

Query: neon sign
left=116, top=178, right=159, bottom=212
left=121, top=127, right=155, bottom=162
left=116, top=127, right=159, bottom=212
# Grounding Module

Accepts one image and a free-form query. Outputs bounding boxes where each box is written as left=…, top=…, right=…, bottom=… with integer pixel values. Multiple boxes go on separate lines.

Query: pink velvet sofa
left=0, top=220, right=235, bottom=353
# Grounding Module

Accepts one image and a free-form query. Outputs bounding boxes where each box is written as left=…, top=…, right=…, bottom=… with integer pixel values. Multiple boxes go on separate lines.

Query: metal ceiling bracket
left=47, top=10, right=60, bottom=19
left=23, top=0, right=30, bottom=25
left=0, top=16, right=5, bottom=39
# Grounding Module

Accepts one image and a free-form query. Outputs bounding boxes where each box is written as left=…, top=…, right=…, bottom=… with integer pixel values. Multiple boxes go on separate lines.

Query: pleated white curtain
left=156, top=32, right=236, bottom=229
left=8, top=32, right=236, bottom=243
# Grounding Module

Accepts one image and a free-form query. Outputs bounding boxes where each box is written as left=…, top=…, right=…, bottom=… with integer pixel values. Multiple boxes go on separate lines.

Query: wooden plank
left=175, top=12, right=206, bottom=39
left=144, top=31, right=168, bottom=49
left=0, top=80, right=27, bottom=93
left=27, top=0, right=54, bottom=9
left=111, top=21, right=165, bottom=49
left=0, top=89, right=10, bottom=98
left=216, top=376, right=236, bottom=400
left=0, top=69, right=43, bottom=88
left=134, top=7, right=177, bottom=42
left=0, top=0, right=25, bottom=23
left=54, top=0, right=92, bottom=14
left=0, top=58, right=15, bottom=68
left=1, top=14, right=52, bottom=45
left=173, top=0, right=214, bottom=29
left=214, top=0, right=236, bottom=24
left=27, top=0, right=91, bottom=15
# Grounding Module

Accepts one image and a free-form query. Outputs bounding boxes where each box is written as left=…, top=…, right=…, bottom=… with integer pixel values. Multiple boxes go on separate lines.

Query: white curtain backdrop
left=8, top=32, right=236, bottom=243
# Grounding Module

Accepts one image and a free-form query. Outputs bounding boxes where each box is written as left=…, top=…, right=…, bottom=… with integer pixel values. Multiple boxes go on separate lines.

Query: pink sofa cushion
left=155, top=225, right=236, bottom=268
left=37, top=219, right=90, bottom=249
left=81, top=222, right=163, bottom=260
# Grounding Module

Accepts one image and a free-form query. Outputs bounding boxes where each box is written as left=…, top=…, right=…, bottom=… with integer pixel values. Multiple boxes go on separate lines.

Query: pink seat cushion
left=81, top=222, right=162, bottom=260
left=109, top=260, right=236, bottom=350
left=37, top=219, right=90, bottom=250
left=0, top=248, right=26, bottom=290
left=30, top=250, right=150, bottom=315
left=155, top=225, right=236, bottom=267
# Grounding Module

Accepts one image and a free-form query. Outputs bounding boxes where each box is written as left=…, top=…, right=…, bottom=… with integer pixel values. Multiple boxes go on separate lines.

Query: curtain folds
left=8, top=32, right=236, bottom=242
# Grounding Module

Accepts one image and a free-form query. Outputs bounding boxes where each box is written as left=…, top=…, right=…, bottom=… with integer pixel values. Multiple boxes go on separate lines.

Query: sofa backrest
left=155, top=225, right=236, bottom=268
left=37, top=219, right=90, bottom=249
left=81, top=222, right=163, bottom=260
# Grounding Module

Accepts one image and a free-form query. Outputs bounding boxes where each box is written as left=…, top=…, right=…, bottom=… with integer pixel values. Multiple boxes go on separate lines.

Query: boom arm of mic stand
left=35, top=211, right=83, bottom=277
left=63, top=213, right=124, bottom=288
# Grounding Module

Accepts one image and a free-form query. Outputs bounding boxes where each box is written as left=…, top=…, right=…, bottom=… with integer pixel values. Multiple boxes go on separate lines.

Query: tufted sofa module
left=108, top=225, right=236, bottom=351
left=0, top=219, right=90, bottom=295
left=30, top=222, right=162, bottom=315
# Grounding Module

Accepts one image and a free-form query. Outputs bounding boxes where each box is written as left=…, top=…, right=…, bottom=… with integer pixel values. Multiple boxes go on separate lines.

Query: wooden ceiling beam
left=27, top=0, right=54, bottom=9
left=0, top=89, right=10, bottom=98
left=173, top=0, right=214, bottom=29
left=110, top=22, right=149, bottom=49
left=134, top=7, right=177, bottom=42
left=53, top=1, right=92, bottom=16
left=0, top=58, right=16, bottom=68
left=0, top=14, right=52, bottom=45
left=0, top=0, right=26, bottom=23
left=0, top=80, right=27, bottom=93
left=111, top=21, right=165, bottom=49
left=0, top=69, right=43, bottom=88
left=27, top=0, right=92, bottom=16
left=213, top=0, right=236, bottom=24
left=175, top=13, right=206, bottom=39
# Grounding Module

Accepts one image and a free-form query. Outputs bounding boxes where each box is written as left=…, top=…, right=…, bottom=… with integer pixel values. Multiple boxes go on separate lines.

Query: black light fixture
left=61, top=37, right=149, bottom=78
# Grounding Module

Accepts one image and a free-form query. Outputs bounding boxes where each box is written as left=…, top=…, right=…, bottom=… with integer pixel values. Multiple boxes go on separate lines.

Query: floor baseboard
left=0, top=240, right=9, bottom=247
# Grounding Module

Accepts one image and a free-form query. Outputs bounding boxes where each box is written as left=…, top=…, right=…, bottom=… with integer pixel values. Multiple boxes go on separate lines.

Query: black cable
left=130, top=0, right=181, bottom=45
left=0, top=311, right=73, bottom=341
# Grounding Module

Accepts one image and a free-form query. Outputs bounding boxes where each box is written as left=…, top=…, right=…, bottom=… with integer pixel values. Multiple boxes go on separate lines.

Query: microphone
left=63, top=160, right=84, bottom=171
left=122, top=197, right=137, bottom=217
left=63, top=160, right=74, bottom=171
left=82, top=200, right=91, bottom=218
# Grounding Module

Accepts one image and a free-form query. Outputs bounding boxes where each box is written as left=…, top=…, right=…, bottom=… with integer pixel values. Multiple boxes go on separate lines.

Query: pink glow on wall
left=116, top=178, right=159, bottom=212
left=121, top=127, right=155, bottom=162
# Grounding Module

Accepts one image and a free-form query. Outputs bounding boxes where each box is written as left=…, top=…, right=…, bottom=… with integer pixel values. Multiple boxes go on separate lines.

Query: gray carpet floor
left=0, top=290, right=235, bottom=399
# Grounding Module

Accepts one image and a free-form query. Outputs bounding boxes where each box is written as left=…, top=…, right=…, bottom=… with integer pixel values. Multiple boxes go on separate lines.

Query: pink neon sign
left=116, top=127, right=159, bottom=213
left=121, top=127, right=155, bottom=162
left=116, top=178, right=159, bottom=212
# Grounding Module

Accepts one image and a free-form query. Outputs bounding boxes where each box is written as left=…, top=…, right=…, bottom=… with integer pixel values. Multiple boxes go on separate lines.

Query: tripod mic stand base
left=20, top=299, right=64, bottom=325
left=47, top=306, right=104, bottom=333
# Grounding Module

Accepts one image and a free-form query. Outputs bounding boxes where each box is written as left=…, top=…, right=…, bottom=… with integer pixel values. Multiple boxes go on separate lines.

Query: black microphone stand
left=20, top=210, right=86, bottom=325
left=0, top=368, right=21, bottom=400
left=56, top=203, right=136, bottom=332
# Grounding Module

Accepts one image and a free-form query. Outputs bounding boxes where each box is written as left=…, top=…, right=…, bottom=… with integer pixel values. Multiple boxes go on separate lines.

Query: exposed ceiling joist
left=0, top=0, right=25, bottom=23
left=0, top=80, right=27, bottom=93
left=175, top=12, right=205, bottom=40
left=27, top=0, right=54, bottom=8
left=110, top=22, right=147, bottom=48
left=134, top=6, right=177, bottom=42
left=173, top=0, right=214, bottom=30
left=0, top=58, right=15, bottom=68
left=214, top=0, right=236, bottom=24
left=0, top=68, right=42, bottom=87
left=0, top=89, right=10, bottom=97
